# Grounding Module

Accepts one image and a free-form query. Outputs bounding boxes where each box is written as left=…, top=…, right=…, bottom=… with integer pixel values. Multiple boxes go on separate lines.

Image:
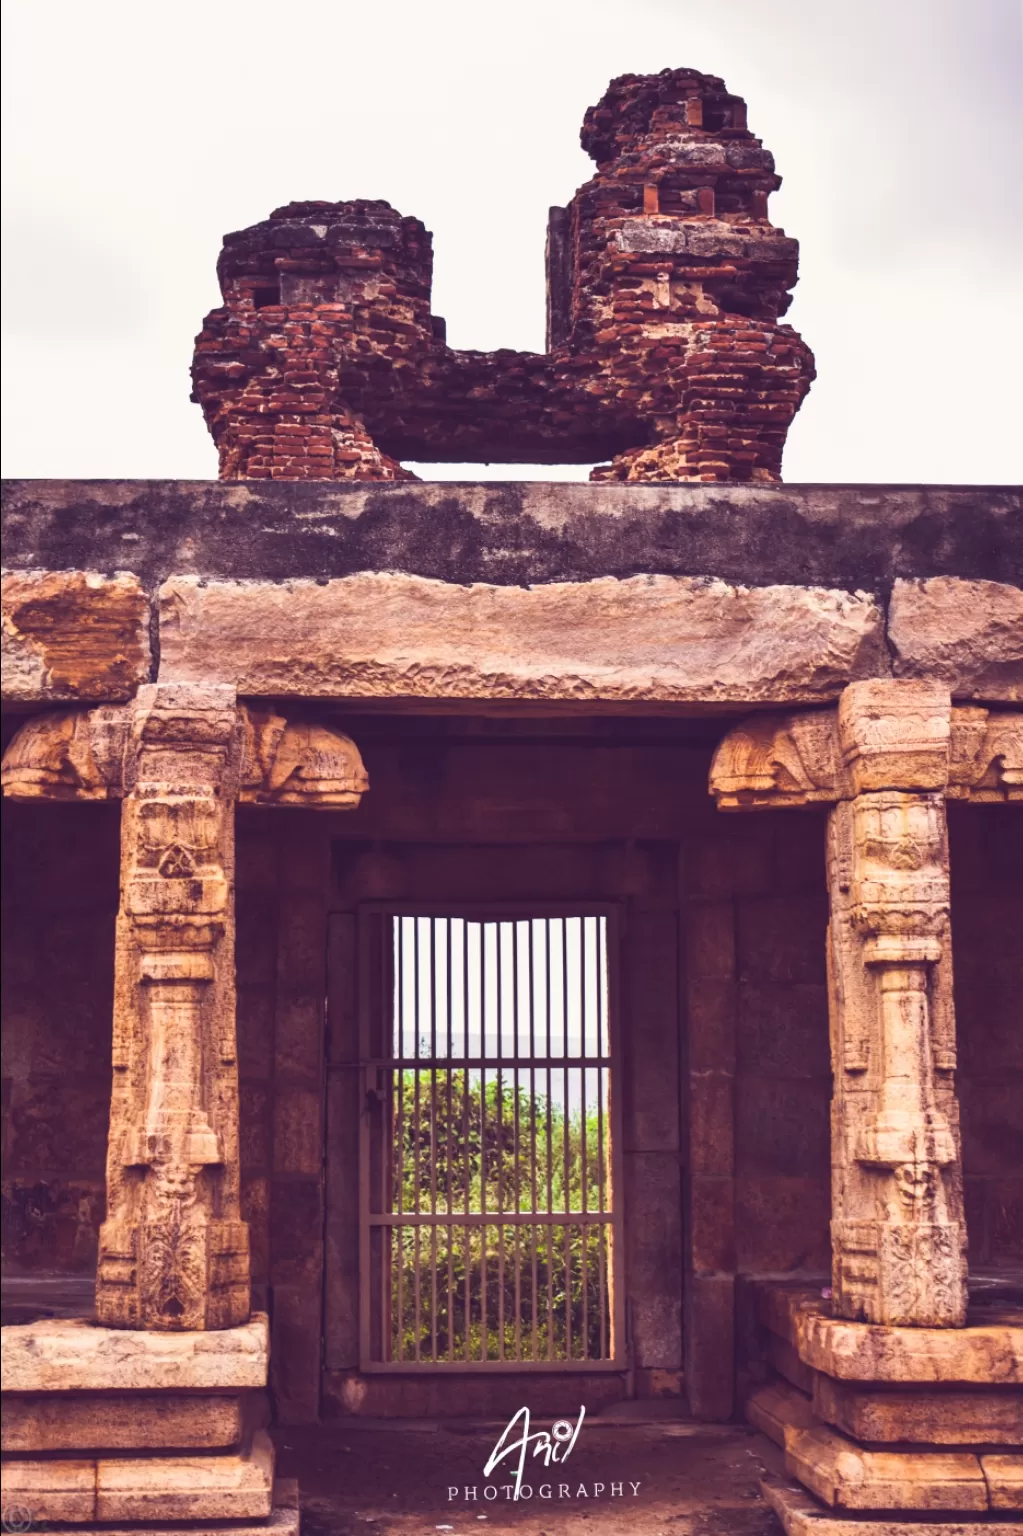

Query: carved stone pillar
left=96, top=684, right=248, bottom=1329
left=709, top=685, right=1022, bottom=1330
left=1, top=694, right=368, bottom=1333
left=828, top=681, right=964, bottom=1326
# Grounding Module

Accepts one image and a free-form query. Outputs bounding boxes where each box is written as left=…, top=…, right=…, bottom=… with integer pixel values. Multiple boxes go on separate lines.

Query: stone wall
left=1, top=799, right=118, bottom=1275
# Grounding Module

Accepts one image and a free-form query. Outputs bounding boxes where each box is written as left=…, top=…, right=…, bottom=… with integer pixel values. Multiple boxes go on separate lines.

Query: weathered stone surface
left=784, top=1424, right=989, bottom=1511
left=746, top=1381, right=815, bottom=1447
left=983, top=1454, right=1023, bottom=1510
left=0, top=1456, right=95, bottom=1521
left=758, top=1283, right=1023, bottom=1384
left=798, top=1311, right=1023, bottom=1386
left=1, top=569, right=150, bottom=706
left=95, top=1430, right=273, bottom=1522
left=889, top=578, right=1023, bottom=701
left=0, top=1431, right=273, bottom=1524
left=0, top=1314, right=269, bottom=1392
left=813, top=1376, right=1023, bottom=1447
left=69, top=1478, right=299, bottom=1536
left=156, top=572, right=886, bottom=704
left=5, top=481, right=1021, bottom=592
left=762, top=1475, right=1018, bottom=1536
left=1, top=1392, right=247, bottom=1452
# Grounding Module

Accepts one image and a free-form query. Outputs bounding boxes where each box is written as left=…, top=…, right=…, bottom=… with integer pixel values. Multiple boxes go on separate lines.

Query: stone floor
left=273, top=1416, right=786, bottom=1536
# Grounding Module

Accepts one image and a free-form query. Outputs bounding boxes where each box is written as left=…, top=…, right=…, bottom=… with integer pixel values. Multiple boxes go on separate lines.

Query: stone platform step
left=53, top=1478, right=300, bottom=1536
left=0, top=1429, right=274, bottom=1524
left=763, top=1475, right=1023, bottom=1534
left=747, top=1381, right=1023, bottom=1515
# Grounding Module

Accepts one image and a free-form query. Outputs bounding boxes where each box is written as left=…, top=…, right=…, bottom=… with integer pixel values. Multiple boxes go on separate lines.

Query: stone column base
left=763, top=1475, right=1022, bottom=1535
left=0, top=1313, right=293, bottom=1531
left=747, top=1283, right=1023, bottom=1526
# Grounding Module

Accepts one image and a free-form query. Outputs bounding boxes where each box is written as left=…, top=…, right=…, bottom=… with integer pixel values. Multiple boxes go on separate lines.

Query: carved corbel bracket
left=0, top=705, right=127, bottom=800
left=238, top=706, right=369, bottom=808
left=2, top=702, right=370, bottom=809
left=710, top=697, right=1022, bottom=810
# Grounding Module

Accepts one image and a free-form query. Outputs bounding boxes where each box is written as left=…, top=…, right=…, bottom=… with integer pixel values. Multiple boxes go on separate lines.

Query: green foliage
left=387, top=1070, right=611, bottom=1362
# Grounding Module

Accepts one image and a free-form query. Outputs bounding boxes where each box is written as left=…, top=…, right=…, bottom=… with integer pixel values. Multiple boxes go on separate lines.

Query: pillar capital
left=709, top=697, right=1021, bottom=810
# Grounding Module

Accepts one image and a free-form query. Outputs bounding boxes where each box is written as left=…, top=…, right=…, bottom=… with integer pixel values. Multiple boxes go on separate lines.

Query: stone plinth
left=1, top=1393, right=252, bottom=1454
left=749, top=1281, right=1023, bottom=1525
left=0, top=1430, right=274, bottom=1524
left=1, top=1313, right=270, bottom=1394
left=763, top=1475, right=1021, bottom=1536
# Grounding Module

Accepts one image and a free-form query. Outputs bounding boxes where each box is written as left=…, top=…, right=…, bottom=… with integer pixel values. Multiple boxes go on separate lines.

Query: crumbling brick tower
left=192, top=68, right=815, bottom=483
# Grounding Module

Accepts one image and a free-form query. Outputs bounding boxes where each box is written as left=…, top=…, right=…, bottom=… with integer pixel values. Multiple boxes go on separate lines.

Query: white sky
left=2, top=0, right=1021, bottom=484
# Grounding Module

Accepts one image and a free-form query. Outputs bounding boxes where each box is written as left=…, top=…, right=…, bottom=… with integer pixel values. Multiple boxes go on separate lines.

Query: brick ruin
left=2, top=63, right=1022, bottom=1536
left=191, top=68, right=815, bottom=484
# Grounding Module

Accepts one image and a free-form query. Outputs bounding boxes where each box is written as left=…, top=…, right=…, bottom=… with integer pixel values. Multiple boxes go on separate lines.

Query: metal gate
left=358, top=906, right=623, bottom=1371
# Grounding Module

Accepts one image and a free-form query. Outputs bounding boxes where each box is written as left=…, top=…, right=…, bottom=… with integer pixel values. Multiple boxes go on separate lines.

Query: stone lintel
left=0, top=1429, right=273, bottom=1524
left=156, top=572, right=886, bottom=705
left=0, top=1313, right=270, bottom=1394
left=2, top=569, right=151, bottom=707
left=890, top=577, right=1023, bottom=701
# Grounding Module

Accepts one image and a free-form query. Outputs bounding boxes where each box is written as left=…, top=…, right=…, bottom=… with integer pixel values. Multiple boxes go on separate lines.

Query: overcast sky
left=2, top=0, right=1021, bottom=484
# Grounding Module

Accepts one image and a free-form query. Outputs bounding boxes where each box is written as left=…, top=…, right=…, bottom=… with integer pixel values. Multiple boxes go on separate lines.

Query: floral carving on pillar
left=2, top=697, right=368, bottom=1330
left=829, top=681, right=964, bottom=1326
left=710, top=688, right=1022, bottom=1327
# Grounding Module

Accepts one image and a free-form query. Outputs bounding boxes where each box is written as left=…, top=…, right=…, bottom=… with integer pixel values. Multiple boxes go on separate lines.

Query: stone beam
left=2, top=569, right=150, bottom=707
left=709, top=684, right=1023, bottom=1329
left=1, top=699, right=367, bottom=1331
left=155, top=572, right=885, bottom=705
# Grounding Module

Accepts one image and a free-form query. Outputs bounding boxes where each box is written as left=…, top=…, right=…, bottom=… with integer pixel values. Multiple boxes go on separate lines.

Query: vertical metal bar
left=412, top=918, right=422, bottom=1363
left=580, top=920, right=589, bottom=1359
left=529, top=918, right=538, bottom=1363
left=447, top=917, right=455, bottom=1363
left=429, top=917, right=439, bottom=1362
left=597, top=917, right=607, bottom=1358
left=463, top=921, right=472, bottom=1363
left=545, top=917, right=554, bottom=1360
left=561, top=919, right=571, bottom=1360
left=479, top=925, right=488, bottom=1362
left=512, top=922, right=521, bottom=1363
left=496, top=923, right=505, bottom=1362
left=395, top=917, right=404, bottom=1362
